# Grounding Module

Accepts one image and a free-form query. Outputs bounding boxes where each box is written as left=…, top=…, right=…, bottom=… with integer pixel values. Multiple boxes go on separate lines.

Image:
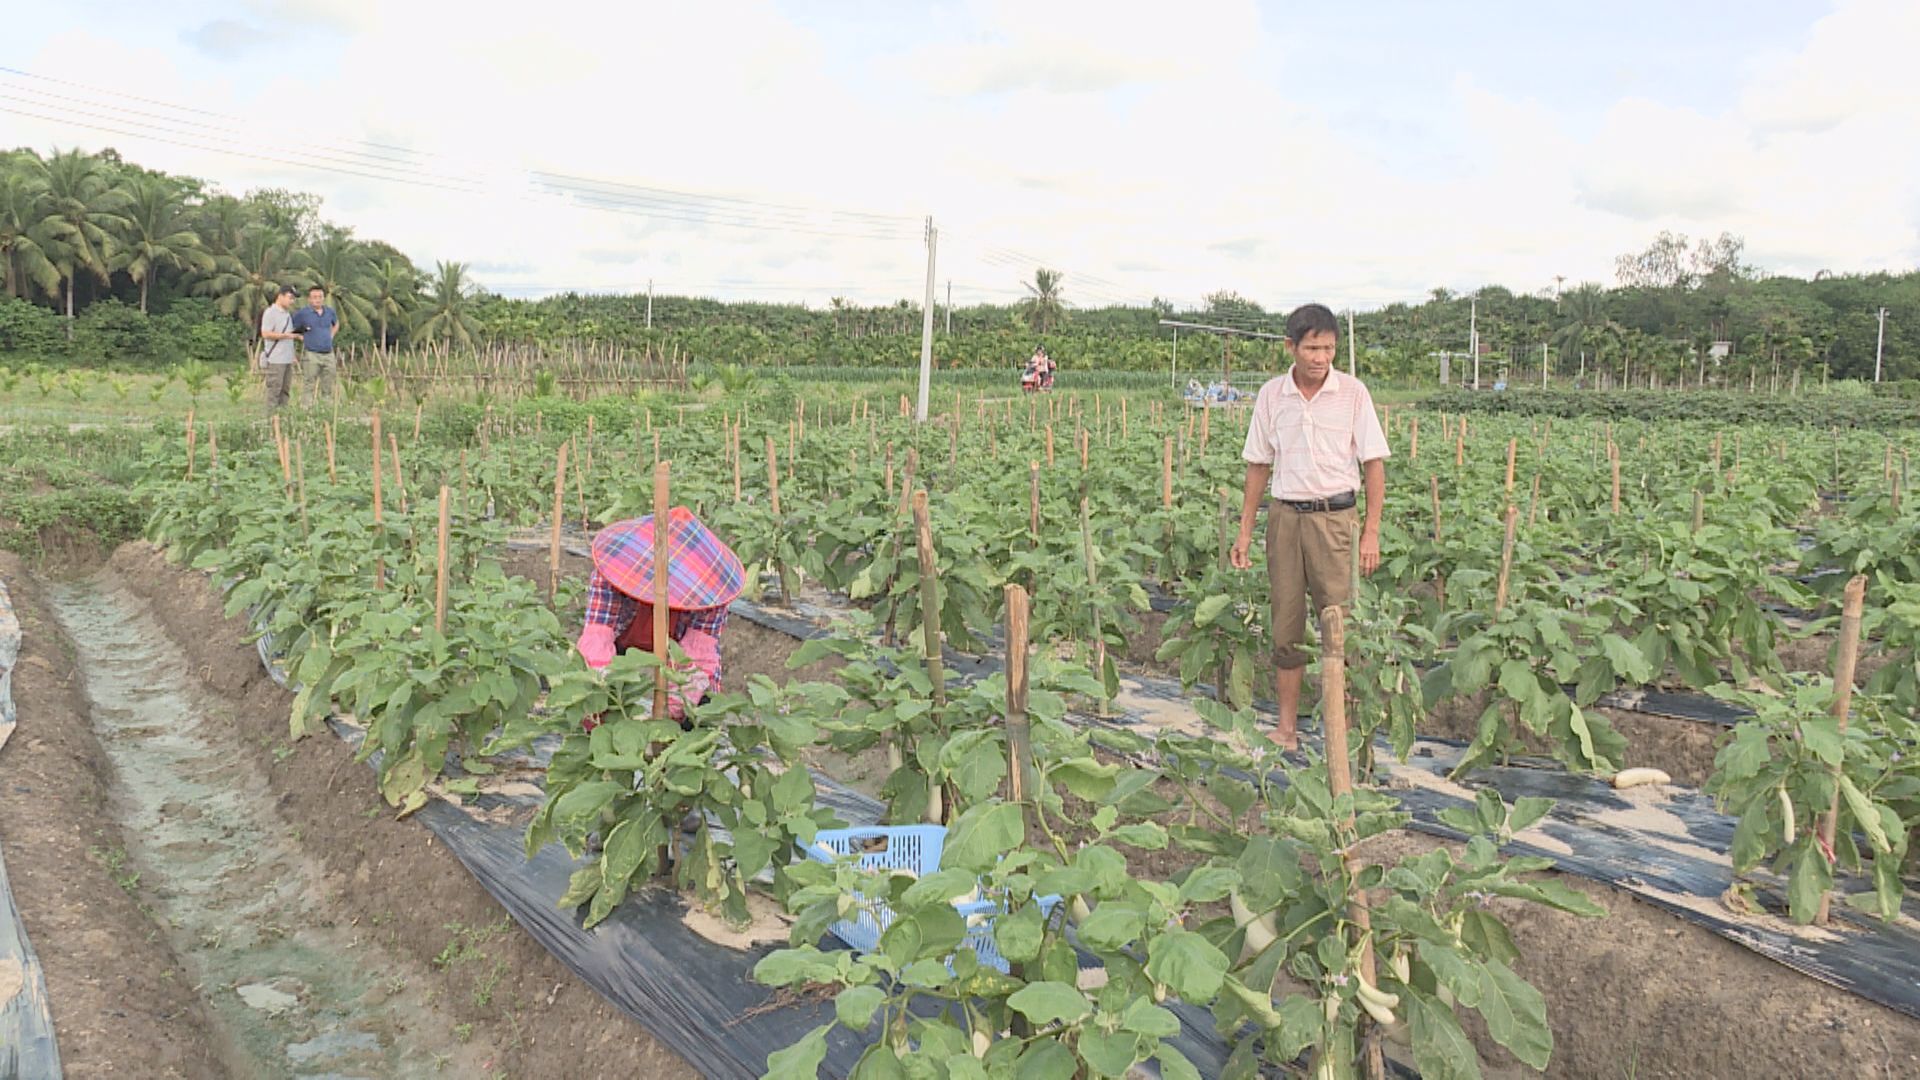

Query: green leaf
left=1192, top=594, right=1233, bottom=627
left=1497, top=659, right=1540, bottom=709
left=1458, top=910, right=1520, bottom=966
left=1786, top=840, right=1834, bottom=924
left=1006, top=981, right=1092, bottom=1026
left=994, top=902, right=1046, bottom=965
left=1416, top=941, right=1483, bottom=1008
left=1145, top=929, right=1229, bottom=1004
left=1177, top=867, right=1239, bottom=905
left=834, top=985, right=886, bottom=1030
left=1729, top=795, right=1776, bottom=871
left=1799, top=718, right=1844, bottom=767
left=1475, top=960, right=1552, bottom=1069
left=1119, top=999, right=1181, bottom=1038
left=761, top=1023, right=830, bottom=1080
left=1110, top=822, right=1169, bottom=850
left=1155, top=1048, right=1203, bottom=1080
left=1506, top=796, right=1554, bottom=835
left=1837, top=776, right=1891, bottom=852
left=1600, top=633, right=1654, bottom=684
left=1077, top=903, right=1146, bottom=952
left=1406, top=991, right=1481, bottom=1080
left=1078, top=1030, right=1141, bottom=1077
left=943, top=803, right=1026, bottom=872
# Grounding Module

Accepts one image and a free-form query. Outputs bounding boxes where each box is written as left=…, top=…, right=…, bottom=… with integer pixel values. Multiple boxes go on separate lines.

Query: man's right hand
left=1229, top=536, right=1254, bottom=570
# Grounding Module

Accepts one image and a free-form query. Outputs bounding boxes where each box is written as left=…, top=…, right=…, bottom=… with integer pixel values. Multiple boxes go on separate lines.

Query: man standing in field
left=258, top=286, right=300, bottom=413
left=291, top=285, right=341, bottom=406
left=1229, top=303, right=1389, bottom=750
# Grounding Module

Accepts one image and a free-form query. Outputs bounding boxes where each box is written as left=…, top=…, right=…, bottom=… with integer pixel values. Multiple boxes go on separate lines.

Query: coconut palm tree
left=412, top=261, right=479, bottom=347
left=303, top=226, right=376, bottom=334
left=365, top=256, right=419, bottom=352
left=1023, top=267, right=1065, bottom=334
left=115, top=174, right=213, bottom=312
left=34, top=149, right=130, bottom=334
left=1551, top=284, right=1621, bottom=372
left=198, top=227, right=306, bottom=339
left=0, top=156, right=60, bottom=301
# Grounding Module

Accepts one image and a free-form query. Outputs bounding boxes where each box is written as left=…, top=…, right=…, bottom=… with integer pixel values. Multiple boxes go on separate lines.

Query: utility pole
left=1875, top=307, right=1888, bottom=382
left=1542, top=342, right=1549, bottom=388
left=916, top=217, right=937, bottom=422
left=945, top=280, right=952, bottom=335
left=1346, top=309, right=1356, bottom=375
left=1469, top=295, right=1480, bottom=390
left=646, top=279, right=653, bottom=330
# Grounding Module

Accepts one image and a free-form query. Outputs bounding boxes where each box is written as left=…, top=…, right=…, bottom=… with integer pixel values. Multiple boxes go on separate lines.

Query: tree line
left=1, top=146, right=1913, bottom=385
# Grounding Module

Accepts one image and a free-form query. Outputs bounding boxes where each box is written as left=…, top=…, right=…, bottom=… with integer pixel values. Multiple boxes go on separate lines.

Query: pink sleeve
left=666, top=628, right=721, bottom=718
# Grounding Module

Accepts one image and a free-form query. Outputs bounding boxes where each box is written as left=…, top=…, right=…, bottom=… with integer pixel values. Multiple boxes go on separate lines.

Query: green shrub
left=71, top=299, right=155, bottom=364
left=0, top=296, right=67, bottom=358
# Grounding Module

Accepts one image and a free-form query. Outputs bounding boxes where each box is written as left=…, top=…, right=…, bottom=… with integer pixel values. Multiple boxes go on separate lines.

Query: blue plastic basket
left=805, top=825, right=1059, bottom=974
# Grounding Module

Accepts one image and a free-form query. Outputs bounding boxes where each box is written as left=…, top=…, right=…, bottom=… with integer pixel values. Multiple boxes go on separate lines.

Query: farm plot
left=19, top=387, right=1920, bottom=1079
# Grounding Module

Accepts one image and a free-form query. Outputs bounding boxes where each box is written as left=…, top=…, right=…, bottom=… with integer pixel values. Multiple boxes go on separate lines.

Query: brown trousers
left=1265, top=503, right=1356, bottom=669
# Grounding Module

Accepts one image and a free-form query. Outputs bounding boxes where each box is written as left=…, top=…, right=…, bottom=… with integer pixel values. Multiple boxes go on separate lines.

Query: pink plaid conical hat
left=590, top=508, right=746, bottom=611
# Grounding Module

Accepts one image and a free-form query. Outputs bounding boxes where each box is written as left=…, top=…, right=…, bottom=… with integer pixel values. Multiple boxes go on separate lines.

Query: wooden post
left=1162, top=437, right=1174, bottom=508
left=184, top=410, right=196, bottom=478
left=912, top=490, right=947, bottom=712
left=1028, top=462, right=1041, bottom=545
left=1610, top=456, right=1622, bottom=515
left=1504, top=438, right=1517, bottom=495
left=1691, top=490, right=1705, bottom=534
left=369, top=411, right=382, bottom=590
left=1454, top=423, right=1465, bottom=469
left=1006, top=584, right=1034, bottom=824
left=1199, top=403, right=1210, bottom=451
left=1046, top=424, right=1055, bottom=467
left=1814, top=574, right=1868, bottom=927
left=731, top=423, right=742, bottom=501
left=1526, top=473, right=1542, bottom=528
left=1494, top=504, right=1519, bottom=614
left=434, top=486, right=451, bottom=635
left=651, top=462, right=672, bottom=721
left=1080, top=497, right=1110, bottom=714
left=1120, top=397, right=1128, bottom=441
left=766, top=435, right=782, bottom=516
left=548, top=440, right=568, bottom=602
left=387, top=434, right=408, bottom=514
left=1318, top=605, right=1383, bottom=1078
left=324, top=422, right=337, bottom=484
left=412, top=402, right=423, bottom=443
left=294, top=440, right=310, bottom=536
left=1408, top=416, right=1417, bottom=462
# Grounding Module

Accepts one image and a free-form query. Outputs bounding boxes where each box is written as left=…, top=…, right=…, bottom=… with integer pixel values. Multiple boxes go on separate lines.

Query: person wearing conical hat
left=575, top=508, right=746, bottom=720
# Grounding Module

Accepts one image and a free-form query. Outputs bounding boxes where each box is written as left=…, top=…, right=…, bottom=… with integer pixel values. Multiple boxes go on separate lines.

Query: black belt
left=1275, top=492, right=1355, bottom=513
left=306, top=349, right=332, bottom=355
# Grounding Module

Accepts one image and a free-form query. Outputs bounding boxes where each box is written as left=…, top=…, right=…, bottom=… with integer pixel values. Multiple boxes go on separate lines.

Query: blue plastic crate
left=805, top=825, right=1060, bottom=974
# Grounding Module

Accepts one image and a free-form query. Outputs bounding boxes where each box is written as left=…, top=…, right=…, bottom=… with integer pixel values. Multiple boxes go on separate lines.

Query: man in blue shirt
left=291, top=285, right=340, bottom=406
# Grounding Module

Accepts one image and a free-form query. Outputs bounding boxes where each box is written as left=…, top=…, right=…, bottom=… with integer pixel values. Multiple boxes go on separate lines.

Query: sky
left=4, top=0, right=1918, bottom=313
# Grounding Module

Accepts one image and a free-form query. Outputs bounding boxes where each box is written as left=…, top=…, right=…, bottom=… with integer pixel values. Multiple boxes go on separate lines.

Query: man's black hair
left=307, top=284, right=325, bottom=293
left=276, top=285, right=296, bottom=297
left=1284, top=303, right=1339, bottom=343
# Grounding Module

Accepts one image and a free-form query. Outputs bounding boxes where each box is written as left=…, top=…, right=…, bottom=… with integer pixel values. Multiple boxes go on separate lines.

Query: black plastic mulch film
left=231, top=544, right=1920, bottom=1078
left=0, top=578, right=64, bottom=1080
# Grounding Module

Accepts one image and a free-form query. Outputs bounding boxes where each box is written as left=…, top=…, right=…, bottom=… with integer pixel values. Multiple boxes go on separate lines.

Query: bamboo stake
left=412, top=402, right=423, bottom=443
left=1611, top=456, right=1622, bottom=515
left=389, top=434, right=408, bottom=514
left=1691, top=490, right=1705, bottom=534
left=1504, top=438, right=1517, bottom=495
left=548, top=440, right=568, bottom=602
left=185, top=410, right=196, bottom=478
left=1080, top=497, right=1111, bottom=715
left=1318, top=605, right=1384, bottom=1077
left=1408, top=416, right=1417, bottom=461
left=1814, top=574, right=1868, bottom=926
left=732, top=423, right=742, bottom=501
left=1120, top=398, right=1128, bottom=440
left=325, top=422, right=336, bottom=483
left=369, top=412, right=382, bottom=589
left=294, top=440, right=310, bottom=536
left=912, top=490, right=947, bottom=722
left=899, top=448, right=918, bottom=517
left=1046, top=424, right=1055, bottom=467
left=1199, top=403, right=1210, bottom=451
left=1494, top=504, right=1519, bottom=614
left=434, top=486, right=451, bottom=634
left=766, top=435, right=782, bottom=516
left=651, top=462, right=672, bottom=721
left=1028, top=462, right=1042, bottom=544
left=1162, top=437, right=1174, bottom=508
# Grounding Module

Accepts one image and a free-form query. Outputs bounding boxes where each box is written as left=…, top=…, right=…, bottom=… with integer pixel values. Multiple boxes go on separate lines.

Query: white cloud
left=8, top=0, right=1918, bottom=312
